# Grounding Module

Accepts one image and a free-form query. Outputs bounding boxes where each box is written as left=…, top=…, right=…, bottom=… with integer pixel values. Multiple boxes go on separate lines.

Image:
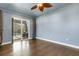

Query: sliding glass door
left=13, top=18, right=28, bottom=40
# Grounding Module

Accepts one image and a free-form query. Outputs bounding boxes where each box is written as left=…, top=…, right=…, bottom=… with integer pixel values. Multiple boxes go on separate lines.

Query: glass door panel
left=22, top=21, right=28, bottom=39
left=13, top=19, right=21, bottom=40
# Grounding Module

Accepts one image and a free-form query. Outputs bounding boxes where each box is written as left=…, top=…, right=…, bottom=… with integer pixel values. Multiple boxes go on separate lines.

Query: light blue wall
left=3, top=12, right=12, bottom=43
left=0, top=8, right=33, bottom=43
left=36, top=4, right=79, bottom=46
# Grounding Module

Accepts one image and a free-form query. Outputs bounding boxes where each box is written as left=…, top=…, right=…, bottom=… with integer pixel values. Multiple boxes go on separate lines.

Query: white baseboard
left=1, top=42, right=12, bottom=45
left=36, top=37, right=79, bottom=49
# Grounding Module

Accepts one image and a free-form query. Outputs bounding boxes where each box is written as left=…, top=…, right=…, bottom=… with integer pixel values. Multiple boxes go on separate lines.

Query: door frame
left=0, top=10, right=3, bottom=45
left=12, top=18, right=13, bottom=44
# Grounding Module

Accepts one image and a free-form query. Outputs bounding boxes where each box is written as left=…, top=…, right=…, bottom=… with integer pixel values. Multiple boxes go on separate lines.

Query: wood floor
left=0, top=39, right=79, bottom=56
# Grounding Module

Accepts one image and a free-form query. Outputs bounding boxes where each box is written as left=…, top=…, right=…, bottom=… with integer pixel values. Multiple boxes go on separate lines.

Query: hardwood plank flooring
left=0, top=39, right=79, bottom=56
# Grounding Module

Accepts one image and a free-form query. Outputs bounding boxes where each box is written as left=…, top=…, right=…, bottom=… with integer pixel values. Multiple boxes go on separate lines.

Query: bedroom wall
left=36, top=4, right=79, bottom=47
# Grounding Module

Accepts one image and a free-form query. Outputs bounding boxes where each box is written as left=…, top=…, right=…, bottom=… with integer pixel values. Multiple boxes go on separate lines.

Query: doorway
left=12, top=18, right=28, bottom=42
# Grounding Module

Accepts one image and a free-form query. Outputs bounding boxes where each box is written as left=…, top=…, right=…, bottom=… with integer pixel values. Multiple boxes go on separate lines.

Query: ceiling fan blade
left=43, top=3, right=52, bottom=8
left=31, top=5, right=37, bottom=10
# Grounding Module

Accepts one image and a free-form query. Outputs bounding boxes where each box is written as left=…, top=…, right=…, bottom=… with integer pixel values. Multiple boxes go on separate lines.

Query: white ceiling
left=0, top=3, right=71, bottom=18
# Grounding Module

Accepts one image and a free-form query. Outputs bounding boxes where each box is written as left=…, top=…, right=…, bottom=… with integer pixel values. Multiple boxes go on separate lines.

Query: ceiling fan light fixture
left=37, top=3, right=43, bottom=7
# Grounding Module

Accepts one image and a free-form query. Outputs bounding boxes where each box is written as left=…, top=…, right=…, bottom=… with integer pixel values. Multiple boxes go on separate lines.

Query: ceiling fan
left=31, top=3, right=53, bottom=12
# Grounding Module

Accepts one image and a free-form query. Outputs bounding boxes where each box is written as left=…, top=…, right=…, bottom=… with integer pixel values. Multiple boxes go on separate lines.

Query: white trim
left=36, top=37, right=79, bottom=49
left=1, top=42, right=12, bottom=45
